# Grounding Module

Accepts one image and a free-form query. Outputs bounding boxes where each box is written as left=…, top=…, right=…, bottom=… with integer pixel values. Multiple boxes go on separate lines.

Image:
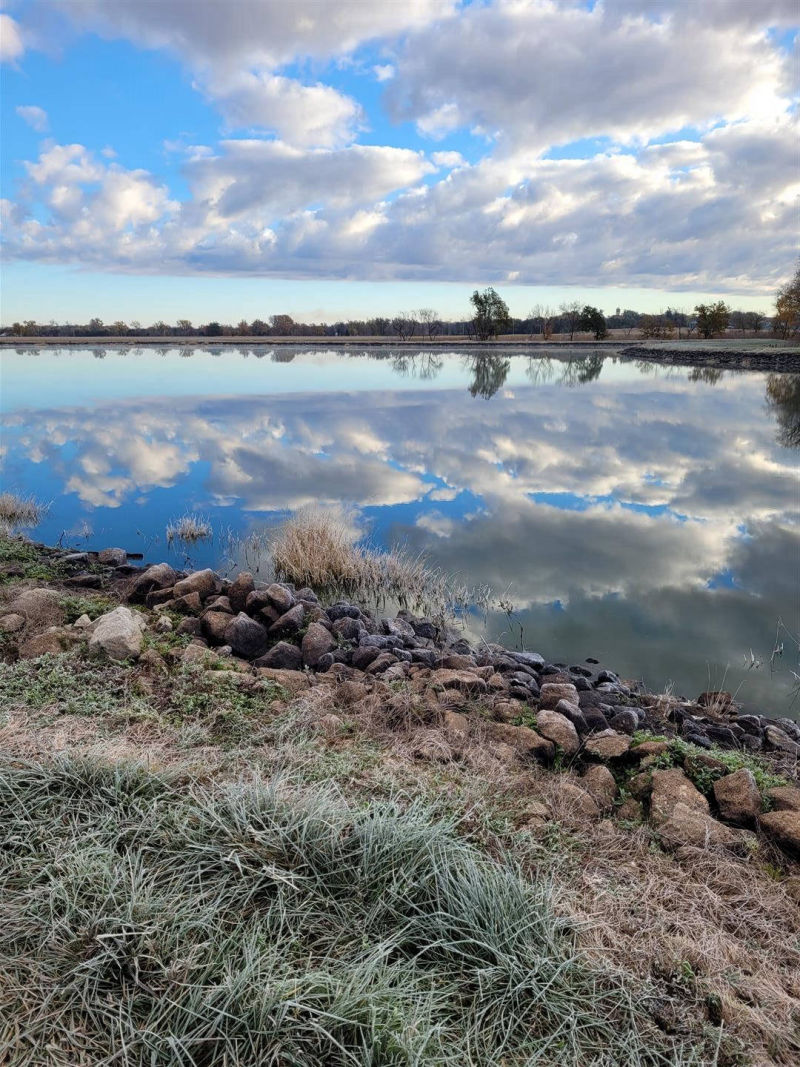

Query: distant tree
left=249, top=319, right=269, bottom=335
left=88, top=317, right=104, bottom=334
left=578, top=305, right=607, bottom=340
left=694, top=301, right=730, bottom=338
left=558, top=300, right=582, bottom=340
left=528, top=304, right=556, bottom=340
left=418, top=307, right=442, bottom=341
left=773, top=262, right=800, bottom=339
left=270, top=314, right=295, bottom=336
left=367, top=317, right=391, bottom=336
left=110, top=321, right=128, bottom=335
left=639, top=314, right=675, bottom=340
left=151, top=320, right=169, bottom=335
left=176, top=319, right=192, bottom=335
left=204, top=321, right=223, bottom=336
left=745, top=311, right=764, bottom=334
left=130, top=321, right=141, bottom=332
left=236, top=319, right=250, bottom=335
left=470, top=288, right=510, bottom=341
left=392, top=312, right=418, bottom=341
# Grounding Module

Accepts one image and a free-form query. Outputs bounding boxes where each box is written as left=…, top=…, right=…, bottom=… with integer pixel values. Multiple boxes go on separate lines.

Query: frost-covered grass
left=0, top=491, right=48, bottom=531
left=165, top=512, right=213, bottom=544
left=0, top=755, right=699, bottom=1067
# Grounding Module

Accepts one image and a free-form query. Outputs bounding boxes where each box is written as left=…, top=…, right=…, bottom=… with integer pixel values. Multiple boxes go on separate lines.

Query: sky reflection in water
left=2, top=346, right=799, bottom=714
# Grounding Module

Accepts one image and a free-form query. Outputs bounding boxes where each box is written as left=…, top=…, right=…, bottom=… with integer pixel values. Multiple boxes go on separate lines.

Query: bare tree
left=559, top=300, right=582, bottom=340
left=176, top=319, right=192, bottom=335
left=392, top=311, right=418, bottom=341
left=528, top=304, right=555, bottom=340
left=417, top=308, right=442, bottom=341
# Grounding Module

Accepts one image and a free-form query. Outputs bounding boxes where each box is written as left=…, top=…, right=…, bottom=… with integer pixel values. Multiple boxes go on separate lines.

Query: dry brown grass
left=0, top=492, right=47, bottom=531
left=165, top=511, right=213, bottom=544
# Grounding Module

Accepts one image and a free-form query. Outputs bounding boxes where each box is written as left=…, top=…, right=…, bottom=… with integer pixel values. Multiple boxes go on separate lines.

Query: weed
left=165, top=512, right=213, bottom=544
left=0, top=492, right=48, bottom=531
left=58, top=592, right=116, bottom=622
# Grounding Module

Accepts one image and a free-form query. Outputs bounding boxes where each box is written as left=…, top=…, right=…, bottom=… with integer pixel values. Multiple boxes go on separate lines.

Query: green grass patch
left=58, top=592, right=117, bottom=622
left=0, top=755, right=703, bottom=1066
left=645, top=737, right=789, bottom=804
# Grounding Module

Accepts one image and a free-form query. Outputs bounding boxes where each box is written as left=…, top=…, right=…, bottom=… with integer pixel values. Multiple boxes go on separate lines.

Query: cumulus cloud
left=0, top=12, right=24, bottom=62
left=16, top=104, right=48, bottom=131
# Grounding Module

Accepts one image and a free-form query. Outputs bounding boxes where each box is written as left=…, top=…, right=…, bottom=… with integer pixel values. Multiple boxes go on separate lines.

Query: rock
left=429, top=669, right=488, bottom=695
left=657, top=804, right=739, bottom=851
left=766, top=786, right=800, bottom=812
left=0, top=612, right=25, bottom=633
left=254, top=641, right=303, bottom=671
left=366, top=651, right=399, bottom=675
left=764, top=725, right=800, bottom=756
left=631, top=740, right=671, bottom=760
left=617, top=798, right=644, bottom=822
left=580, top=764, right=618, bottom=811
left=224, top=612, right=268, bottom=659
left=89, top=606, right=146, bottom=661
left=266, top=583, right=294, bottom=615
left=713, top=769, right=762, bottom=826
left=154, top=614, right=173, bottom=633
left=2, top=588, right=64, bottom=628
left=146, top=588, right=176, bottom=607
left=442, top=710, right=470, bottom=743
left=583, top=730, right=631, bottom=761
left=508, top=650, right=545, bottom=670
left=181, top=643, right=210, bottom=667
left=351, top=645, right=381, bottom=670
left=176, top=617, right=203, bottom=637
left=332, top=616, right=364, bottom=641
left=98, top=547, right=127, bottom=567
left=73, top=614, right=93, bottom=630
left=539, top=682, right=579, bottom=710
left=173, top=568, right=217, bottom=600
left=129, top=562, right=178, bottom=600
left=19, top=630, right=67, bottom=658
left=228, top=571, right=255, bottom=614
left=759, top=811, right=800, bottom=854
left=172, top=591, right=203, bottom=616
left=650, top=769, right=709, bottom=824
left=139, top=648, right=168, bottom=674
left=550, top=782, right=600, bottom=822
left=202, top=610, right=233, bottom=644
left=302, top=622, right=335, bottom=668
left=255, top=667, right=311, bottom=695
left=484, top=722, right=554, bottom=763
left=627, top=772, right=653, bottom=801
left=440, top=653, right=477, bottom=671
left=383, top=616, right=416, bottom=640
left=269, top=603, right=305, bottom=637
left=608, top=709, right=638, bottom=735
left=535, top=710, right=580, bottom=757
left=204, top=595, right=232, bottom=614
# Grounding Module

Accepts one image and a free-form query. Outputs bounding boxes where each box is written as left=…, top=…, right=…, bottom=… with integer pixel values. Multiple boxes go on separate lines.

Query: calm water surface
left=2, top=346, right=799, bottom=713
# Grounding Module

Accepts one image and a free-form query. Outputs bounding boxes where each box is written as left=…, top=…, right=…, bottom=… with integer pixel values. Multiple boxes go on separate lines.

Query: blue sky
left=1, top=0, right=797, bottom=324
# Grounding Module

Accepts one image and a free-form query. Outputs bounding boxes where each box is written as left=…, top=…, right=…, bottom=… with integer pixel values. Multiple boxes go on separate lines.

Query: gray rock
left=176, top=617, right=203, bottom=637
left=352, top=645, right=381, bottom=670
left=266, top=583, right=295, bottom=614
left=302, top=621, right=335, bottom=667
left=332, top=616, right=364, bottom=641
left=224, top=612, right=268, bottom=659
left=609, top=709, right=638, bottom=735
left=2, top=588, right=64, bottom=629
left=89, top=606, right=146, bottom=661
left=328, top=602, right=361, bottom=621
left=130, top=562, right=178, bottom=600
left=269, top=603, right=305, bottom=637
left=508, top=650, right=546, bottom=670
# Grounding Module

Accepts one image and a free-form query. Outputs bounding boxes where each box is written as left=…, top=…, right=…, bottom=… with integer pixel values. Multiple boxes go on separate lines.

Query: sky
left=1, top=0, right=798, bottom=325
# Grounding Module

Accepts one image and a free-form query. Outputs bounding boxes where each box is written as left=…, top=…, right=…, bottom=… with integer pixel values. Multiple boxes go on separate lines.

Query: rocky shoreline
left=2, top=538, right=799, bottom=861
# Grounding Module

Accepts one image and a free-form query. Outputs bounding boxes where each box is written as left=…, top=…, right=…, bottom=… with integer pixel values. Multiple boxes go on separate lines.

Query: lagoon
left=2, top=345, right=798, bottom=712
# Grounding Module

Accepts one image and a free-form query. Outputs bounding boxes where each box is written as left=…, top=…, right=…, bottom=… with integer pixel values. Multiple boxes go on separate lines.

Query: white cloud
left=16, top=104, right=48, bottom=132
left=0, top=12, right=24, bottom=62
left=373, top=64, right=395, bottom=82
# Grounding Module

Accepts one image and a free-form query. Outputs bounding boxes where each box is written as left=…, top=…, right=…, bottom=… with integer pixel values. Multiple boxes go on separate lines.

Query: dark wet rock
left=366, top=651, right=398, bottom=675
left=98, top=547, right=127, bottom=567
left=581, top=707, right=610, bottom=733
left=63, top=573, right=104, bottom=589
left=146, top=588, right=176, bottom=607
left=359, top=633, right=403, bottom=651
left=269, top=603, right=305, bottom=638
left=176, top=617, right=203, bottom=637
left=554, top=700, right=589, bottom=735
left=410, top=648, right=438, bottom=667
left=609, top=710, right=638, bottom=735
left=705, top=725, right=738, bottom=748
left=382, top=616, right=416, bottom=640
left=410, top=617, right=438, bottom=640
left=777, top=718, right=800, bottom=742
left=228, top=571, right=255, bottom=614
left=254, top=641, right=303, bottom=671
left=569, top=664, right=593, bottom=678
left=327, top=602, right=361, bottom=621
left=61, top=552, right=90, bottom=564
left=352, top=645, right=381, bottom=670
left=332, top=616, right=364, bottom=641
left=245, top=590, right=276, bottom=615
left=302, top=621, right=335, bottom=668
left=764, top=725, right=800, bottom=756
left=597, top=669, right=621, bottom=685
left=224, top=613, right=269, bottom=659
left=295, top=587, right=318, bottom=604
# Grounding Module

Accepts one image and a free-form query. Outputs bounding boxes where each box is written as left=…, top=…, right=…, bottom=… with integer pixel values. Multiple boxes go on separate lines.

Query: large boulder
left=429, top=669, right=488, bottom=695
left=484, top=722, right=554, bottom=763
left=657, top=804, right=739, bottom=851
left=713, top=769, right=762, bottom=826
left=539, top=682, right=579, bottom=710
left=202, top=610, right=233, bottom=645
left=98, top=547, right=127, bottom=567
left=227, top=571, right=255, bottom=614
left=129, top=563, right=178, bottom=601
left=766, top=786, right=800, bottom=813
left=255, top=641, right=303, bottom=671
left=650, top=768, right=708, bottom=824
left=583, top=730, right=631, bottom=761
left=550, top=782, right=600, bottom=823
left=173, top=568, right=217, bottom=600
left=535, top=710, right=580, bottom=757
left=759, top=811, right=800, bottom=855
left=224, top=612, right=268, bottom=659
left=1, top=588, right=64, bottom=629
left=580, top=764, right=618, bottom=812
left=269, top=603, right=305, bottom=638
left=266, top=583, right=295, bottom=615
left=302, top=622, right=335, bottom=667
left=89, top=606, right=146, bottom=661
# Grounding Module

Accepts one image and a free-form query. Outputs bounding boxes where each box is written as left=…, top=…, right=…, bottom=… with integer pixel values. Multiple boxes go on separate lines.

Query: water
left=2, top=345, right=799, bottom=713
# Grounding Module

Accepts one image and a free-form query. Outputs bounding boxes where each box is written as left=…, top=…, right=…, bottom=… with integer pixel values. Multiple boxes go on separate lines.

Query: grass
left=0, top=534, right=68, bottom=583
left=269, top=506, right=488, bottom=620
left=0, top=491, right=48, bottom=532
left=0, top=754, right=702, bottom=1067
left=166, top=512, right=213, bottom=545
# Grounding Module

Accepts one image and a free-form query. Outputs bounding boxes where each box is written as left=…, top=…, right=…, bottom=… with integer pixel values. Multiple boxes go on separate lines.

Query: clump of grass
left=0, top=754, right=699, bottom=1066
left=642, top=735, right=789, bottom=803
left=165, top=512, right=213, bottom=545
left=0, top=492, right=48, bottom=532
left=0, top=534, right=69, bottom=583
left=58, top=592, right=117, bottom=623
left=270, top=507, right=489, bottom=620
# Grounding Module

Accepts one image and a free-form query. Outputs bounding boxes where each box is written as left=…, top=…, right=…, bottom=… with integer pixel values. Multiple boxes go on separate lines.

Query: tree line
left=5, top=264, right=798, bottom=341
